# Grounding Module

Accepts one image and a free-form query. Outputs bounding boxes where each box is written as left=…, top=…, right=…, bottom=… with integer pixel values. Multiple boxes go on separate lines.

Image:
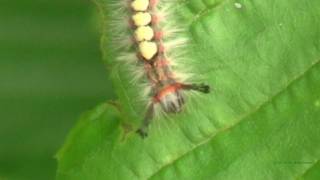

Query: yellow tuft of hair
left=131, top=0, right=149, bottom=11
left=139, top=41, right=158, bottom=60
left=132, top=12, right=152, bottom=26
left=135, top=26, right=154, bottom=42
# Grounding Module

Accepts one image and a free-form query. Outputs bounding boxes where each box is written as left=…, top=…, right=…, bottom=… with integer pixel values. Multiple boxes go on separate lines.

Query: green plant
left=56, top=0, right=320, bottom=179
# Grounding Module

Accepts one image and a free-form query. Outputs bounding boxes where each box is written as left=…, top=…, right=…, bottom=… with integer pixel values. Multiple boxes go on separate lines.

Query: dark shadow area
left=0, top=0, right=114, bottom=179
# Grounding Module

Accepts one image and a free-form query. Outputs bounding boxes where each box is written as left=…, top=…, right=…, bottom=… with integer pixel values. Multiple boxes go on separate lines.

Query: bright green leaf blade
left=57, top=0, right=320, bottom=179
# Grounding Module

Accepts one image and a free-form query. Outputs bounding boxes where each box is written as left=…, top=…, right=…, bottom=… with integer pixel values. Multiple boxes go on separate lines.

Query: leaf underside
left=57, top=0, right=320, bottom=179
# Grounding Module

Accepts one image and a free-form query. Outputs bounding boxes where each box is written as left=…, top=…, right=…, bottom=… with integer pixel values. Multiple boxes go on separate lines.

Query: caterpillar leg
left=136, top=104, right=154, bottom=138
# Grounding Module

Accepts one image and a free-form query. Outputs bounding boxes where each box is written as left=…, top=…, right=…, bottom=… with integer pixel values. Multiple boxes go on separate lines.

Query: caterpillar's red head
left=153, top=83, right=185, bottom=113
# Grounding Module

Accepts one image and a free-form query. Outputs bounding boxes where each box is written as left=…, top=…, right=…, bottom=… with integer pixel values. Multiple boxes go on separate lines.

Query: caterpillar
left=106, top=0, right=210, bottom=138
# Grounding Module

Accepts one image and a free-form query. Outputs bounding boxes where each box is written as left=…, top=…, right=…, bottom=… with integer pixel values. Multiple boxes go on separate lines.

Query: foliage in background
left=54, top=0, right=320, bottom=179
left=0, top=1, right=114, bottom=179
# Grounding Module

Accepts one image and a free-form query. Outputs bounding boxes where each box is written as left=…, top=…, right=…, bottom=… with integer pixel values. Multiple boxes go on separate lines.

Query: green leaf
left=57, top=0, right=320, bottom=179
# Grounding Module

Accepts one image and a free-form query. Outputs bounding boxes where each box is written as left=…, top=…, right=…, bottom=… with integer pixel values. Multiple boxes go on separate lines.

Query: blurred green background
left=0, top=0, right=114, bottom=179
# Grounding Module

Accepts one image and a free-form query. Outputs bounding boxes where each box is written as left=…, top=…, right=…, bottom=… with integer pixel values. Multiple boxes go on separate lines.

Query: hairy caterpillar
left=106, top=0, right=210, bottom=138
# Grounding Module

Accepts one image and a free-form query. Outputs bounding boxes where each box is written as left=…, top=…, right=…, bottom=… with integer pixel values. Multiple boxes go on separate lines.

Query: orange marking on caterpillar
left=154, top=31, right=163, bottom=40
left=153, top=83, right=182, bottom=102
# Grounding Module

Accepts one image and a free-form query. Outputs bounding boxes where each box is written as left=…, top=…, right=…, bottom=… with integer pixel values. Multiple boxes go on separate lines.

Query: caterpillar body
left=106, top=0, right=210, bottom=138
